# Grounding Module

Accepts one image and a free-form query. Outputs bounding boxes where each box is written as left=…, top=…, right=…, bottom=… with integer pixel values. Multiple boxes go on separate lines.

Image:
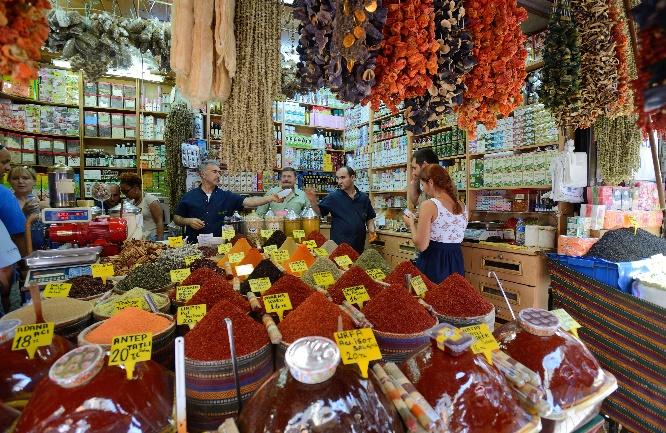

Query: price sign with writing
left=292, top=229, right=306, bottom=240
left=289, top=260, right=308, bottom=274
left=176, top=285, right=201, bottom=302
left=249, top=277, right=272, bottom=293
left=366, top=268, right=386, bottom=281
left=91, top=263, right=114, bottom=284
left=168, top=236, right=184, bottom=248
left=12, top=322, right=54, bottom=359
left=343, top=285, right=370, bottom=308
left=44, top=283, right=72, bottom=298
left=218, top=243, right=232, bottom=255
left=303, top=240, right=318, bottom=250
left=410, top=276, right=428, bottom=298
left=271, top=249, right=290, bottom=263
left=334, top=328, right=381, bottom=378
left=263, top=244, right=278, bottom=254
left=222, top=227, right=236, bottom=240
left=460, top=323, right=500, bottom=364
left=263, top=293, right=293, bottom=321
left=551, top=309, right=582, bottom=338
left=184, top=255, right=200, bottom=267
left=170, top=268, right=191, bottom=283
left=228, top=252, right=245, bottom=264
left=334, top=255, right=353, bottom=269
left=114, top=297, right=145, bottom=313
left=261, top=229, right=274, bottom=239
left=109, top=333, right=153, bottom=380
left=323, top=154, right=333, bottom=172
left=313, top=271, right=335, bottom=288
left=313, top=247, right=329, bottom=257
left=177, top=304, right=207, bottom=329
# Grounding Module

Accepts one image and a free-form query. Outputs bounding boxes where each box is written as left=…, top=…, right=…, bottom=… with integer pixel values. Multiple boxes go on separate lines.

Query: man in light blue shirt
left=256, top=167, right=309, bottom=217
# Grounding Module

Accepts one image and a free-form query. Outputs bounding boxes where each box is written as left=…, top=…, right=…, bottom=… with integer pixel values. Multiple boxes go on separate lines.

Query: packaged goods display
left=470, top=149, right=556, bottom=188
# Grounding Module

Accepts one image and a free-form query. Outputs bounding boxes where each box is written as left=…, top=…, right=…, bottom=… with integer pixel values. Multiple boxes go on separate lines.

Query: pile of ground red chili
left=182, top=268, right=220, bottom=287
left=329, top=242, right=360, bottom=264
left=363, top=285, right=435, bottom=334
left=425, top=273, right=493, bottom=317
left=305, top=230, right=327, bottom=247
left=385, top=261, right=437, bottom=291
left=328, top=265, right=383, bottom=304
left=261, top=274, right=314, bottom=312
left=278, top=292, right=355, bottom=343
left=239, top=259, right=283, bottom=295
left=184, top=268, right=250, bottom=312
left=185, top=301, right=268, bottom=360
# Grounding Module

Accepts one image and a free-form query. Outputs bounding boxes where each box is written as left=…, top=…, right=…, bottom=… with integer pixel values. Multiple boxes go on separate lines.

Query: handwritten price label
left=313, top=247, right=329, bottom=257
left=334, top=328, right=381, bottom=378
left=289, top=260, right=308, bottom=274
left=114, top=297, right=145, bottom=313
left=334, top=255, right=353, bottom=269
left=303, top=240, right=318, bottom=249
left=11, top=322, right=54, bottom=359
left=313, top=271, right=335, bottom=288
left=170, top=268, right=191, bottom=283
left=218, top=243, right=232, bottom=255
left=249, top=277, right=272, bottom=293
left=551, top=309, right=582, bottom=338
left=176, top=285, right=201, bottom=302
left=410, top=276, right=428, bottom=298
left=343, top=285, right=370, bottom=308
left=292, top=229, right=306, bottom=240
left=263, top=244, right=278, bottom=254
left=44, top=283, right=72, bottom=298
left=109, top=333, right=153, bottom=380
left=91, top=263, right=114, bottom=284
left=228, top=252, right=245, bottom=264
left=263, top=293, right=293, bottom=321
left=168, top=236, right=184, bottom=248
left=184, top=255, right=200, bottom=267
left=366, top=268, right=386, bottom=281
left=271, top=249, right=290, bottom=263
left=261, top=229, right=274, bottom=239
left=177, top=304, right=206, bottom=329
left=222, top=227, right=236, bottom=240
left=460, top=323, right=500, bottom=364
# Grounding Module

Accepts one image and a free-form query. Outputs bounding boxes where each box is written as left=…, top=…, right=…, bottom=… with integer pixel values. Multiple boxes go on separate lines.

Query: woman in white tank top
left=403, top=164, right=467, bottom=283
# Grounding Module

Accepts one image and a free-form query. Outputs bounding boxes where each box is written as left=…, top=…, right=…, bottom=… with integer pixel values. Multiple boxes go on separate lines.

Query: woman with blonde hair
left=403, top=164, right=467, bottom=283
left=8, top=166, right=45, bottom=251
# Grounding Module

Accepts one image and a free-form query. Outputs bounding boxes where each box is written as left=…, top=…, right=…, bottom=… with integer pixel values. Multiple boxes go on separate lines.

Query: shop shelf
left=285, top=123, right=345, bottom=132
left=373, top=110, right=405, bottom=123
left=0, top=92, right=79, bottom=108
left=372, top=162, right=408, bottom=170
left=140, top=139, right=165, bottom=143
left=140, top=110, right=168, bottom=116
left=469, top=143, right=558, bottom=157
left=413, top=124, right=457, bottom=137
left=0, top=126, right=79, bottom=139
left=84, top=106, right=136, bottom=114
left=371, top=190, right=408, bottom=194
left=469, top=185, right=551, bottom=191
left=84, top=166, right=137, bottom=170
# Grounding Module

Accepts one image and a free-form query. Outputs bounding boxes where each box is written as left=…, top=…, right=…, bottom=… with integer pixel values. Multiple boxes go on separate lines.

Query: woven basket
left=185, top=343, right=274, bottom=432
left=435, top=307, right=496, bottom=332
left=92, top=292, right=172, bottom=321
left=373, top=316, right=438, bottom=364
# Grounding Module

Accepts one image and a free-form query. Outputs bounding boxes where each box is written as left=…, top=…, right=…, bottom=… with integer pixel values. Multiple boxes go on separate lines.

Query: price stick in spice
left=292, top=230, right=306, bottom=241
left=228, top=252, right=245, bottom=264
left=271, top=249, right=290, bottom=263
left=177, top=304, right=207, bottom=330
left=184, top=255, right=200, bottom=267
left=313, top=247, right=329, bottom=257
left=313, top=271, right=335, bottom=288
left=176, top=285, right=201, bottom=303
left=410, top=275, right=428, bottom=298
left=261, top=229, right=274, bottom=239
left=343, top=285, right=370, bottom=309
left=366, top=268, right=386, bottom=281
left=334, top=328, right=381, bottom=378
left=334, top=255, right=353, bottom=270
left=91, top=263, right=114, bottom=284
left=263, top=293, right=293, bottom=321
left=170, top=268, right=191, bottom=284
left=11, top=322, right=55, bottom=359
left=460, top=323, right=500, bottom=364
left=550, top=309, right=582, bottom=338
left=114, top=297, right=145, bottom=313
left=249, top=277, right=272, bottom=293
left=218, top=243, right=232, bottom=255
left=303, top=240, right=318, bottom=250
left=168, top=236, right=184, bottom=248
left=222, top=227, right=235, bottom=240
left=625, top=214, right=639, bottom=235
left=109, top=333, right=153, bottom=380
left=43, top=282, right=72, bottom=298
left=289, top=260, right=308, bottom=274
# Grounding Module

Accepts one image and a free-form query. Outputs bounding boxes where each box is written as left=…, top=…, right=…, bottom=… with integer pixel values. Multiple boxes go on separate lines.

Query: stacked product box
left=84, top=111, right=98, bottom=137
left=371, top=137, right=408, bottom=168
left=37, top=137, right=54, bottom=166
left=472, top=150, right=556, bottom=188
left=67, top=140, right=80, bottom=166
left=38, top=68, right=79, bottom=105
left=475, top=191, right=513, bottom=212
left=111, top=83, right=124, bottom=109
left=447, top=160, right=467, bottom=191
left=124, top=84, right=136, bottom=109
left=371, top=167, right=407, bottom=191
left=22, top=136, right=36, bottom=165
left=52, top=138, right=67, bottom=164
left=98, top=112, right=111, bottom=137
left=111, top=114, right=124, bottom=138
left=84, top=82, right=97, bottom=106
left=97, top=82, right=112, bottom=108
left=124, top=114, right=136, bottom=138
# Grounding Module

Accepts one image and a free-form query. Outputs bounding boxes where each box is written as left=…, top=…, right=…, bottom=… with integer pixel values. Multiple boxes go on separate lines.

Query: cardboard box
left=111, top=83, right=124, bottom=109
left=123, top=84, right=136, bottom=109
left=84, top=111, right=98, bottom=137
left=98, top=112, right=111, bottom=138
left=97, top=82, right=111, bottom=108
left=84, top=82, right=97, bottom=107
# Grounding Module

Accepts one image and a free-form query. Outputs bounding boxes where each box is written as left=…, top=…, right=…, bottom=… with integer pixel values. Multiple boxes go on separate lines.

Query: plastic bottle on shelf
left=515, top=218, right=526, bottom=246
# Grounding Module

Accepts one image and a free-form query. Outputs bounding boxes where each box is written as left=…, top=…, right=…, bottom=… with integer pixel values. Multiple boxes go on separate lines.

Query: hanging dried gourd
left=293, top=0, right=335, bottom=91
left=595, top=114, right=642, bottom=185
left=538, top=0, right=582, bottom=127
left=362, top=0, right=439, bottom=113
left=403, top=0, right=475, bottom=134
left=456, top=0, right=528, bottom=138
left=165, top=104, right=195, bottom=213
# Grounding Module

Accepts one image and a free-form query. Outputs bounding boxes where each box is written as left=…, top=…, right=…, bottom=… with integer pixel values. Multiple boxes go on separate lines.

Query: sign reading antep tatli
left=109, top=332, right=153, bottom=380
left=334, top=328, right=381, bottom=378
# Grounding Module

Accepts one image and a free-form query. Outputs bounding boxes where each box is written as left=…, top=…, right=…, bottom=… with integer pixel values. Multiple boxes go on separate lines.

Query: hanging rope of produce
left=607, top=0, right=633, bottom=116
left=219, top=0, right=281, bottom=172
left=164, top=104, right=194, bottom=213
left=403, top=0, right=475, bottom=134
left=362, top=0, right=439, bottom=112
left=537, top=0, right=582, bottom=127
left=594, top=114, right=642, bottom=185
left=293, top=0, right=334, bottom=92
left=456, top=0, right=528, bottom=139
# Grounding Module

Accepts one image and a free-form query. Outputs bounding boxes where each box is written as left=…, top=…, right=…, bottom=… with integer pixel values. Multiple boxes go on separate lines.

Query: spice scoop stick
left=29, top=284, right=44, bottom=323
left=246, top=291, right=262, bottom=312
left=417, top=298, right=438, bottom=317
left=371, top=365, right=420, bottom=433
left=232, top=277, right=241, bottom=292
left=374, top=279, right=391, bottom=287
left=174, top=337, right=187, bottom=433
left=384, top=362, right=439, bottom=429
left=341, top=301, right=373, bottom=328
left=493, top=351, right=542, bottom=387
left=225, top=318, right=243, bottom=413
left=313, top=285, right=333, bottom=301
left=262, top=313, right=282, bottom=344
left=143, top=293, right=159, bottom=313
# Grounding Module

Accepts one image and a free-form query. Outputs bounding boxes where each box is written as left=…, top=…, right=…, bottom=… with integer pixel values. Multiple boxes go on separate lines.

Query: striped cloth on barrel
left=548, top=260, right=666, bottom=433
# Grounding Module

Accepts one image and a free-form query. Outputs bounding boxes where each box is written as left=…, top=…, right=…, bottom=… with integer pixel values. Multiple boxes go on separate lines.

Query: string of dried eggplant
left=165, top=104, right=195, bottom=212
left=595, top=114, right=642, bottom=185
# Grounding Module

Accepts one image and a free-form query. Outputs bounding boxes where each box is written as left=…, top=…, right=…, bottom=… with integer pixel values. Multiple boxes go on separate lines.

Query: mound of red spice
left=329, top=243, right=360, bottom=264
left=198, top=246, right=218, bottom=258
left=384, top=261, right=437, bottom=291
left=261, top=274, right=314, bottom=312
left=185, top=301, right=268, bottom=360
left=186, top=276, right=250, bottom=312
left=305, top=230, right=327, bottom=247
left=362, top=285, right=435, bottom=334
left=425, top=273, right=493, bottom=317
left=328, top=265, right=383, bottom=304
left=278, top=292, right=355, bottom=343
left=182, top=268, right=224, bottom=287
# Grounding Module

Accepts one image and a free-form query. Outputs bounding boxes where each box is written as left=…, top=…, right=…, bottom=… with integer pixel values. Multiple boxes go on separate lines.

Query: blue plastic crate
left=546, top=253, right=654, bottom=293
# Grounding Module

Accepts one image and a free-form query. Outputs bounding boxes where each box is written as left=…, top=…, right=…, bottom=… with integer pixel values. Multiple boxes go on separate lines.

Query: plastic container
left=242, top=211, right=264, bottom=247
left=264, top=210, right=284, bottom=232
left=525, top=225, right=540, bottom=247
left=283, top=208, right=302, bottom=238
left=301, top=206, right=320, bottom=236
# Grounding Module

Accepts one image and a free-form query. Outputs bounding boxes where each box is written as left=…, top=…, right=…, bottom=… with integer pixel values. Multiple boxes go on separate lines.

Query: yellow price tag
left=263, top=244, right=278, bottom=254
left=261, top=229, right=274, bottom=239
left=289, top=260, right=308, bottom=274
left=303, top=240, right=318, bottom=249
left=292, top=229, right=306, bottom=240
left=366, top=268, right=386, bottom=281
left=176, top=285, right=201, bottom=302
left=313, top=271, right=335, bottom=288
left=263, top=292, right=293, bottom=321
left=109, top=333, right=153, bottom=380
left=222, top=227, right=235, bottom=240
left=91, top=263, right=114, bottom=284
left=228, top=252, right=245, bottom=264
left=177, top=304, right=207, bottom=329
left=168, top=236, right=184, bottom=248
left=435, top=326, right=467, bottom=351
left=11, top=322, right=54, bottom=359
left=625, top=214, right=639, bottom=235
left=334, top=255, right=353, bottom=269
left=410, top=275, right=428, bottom=298
left=218, top=243, right=232, bottom=255
left=114, top=297, right=145, bottom=313
left=170, top=268, right=191, bottom=283
left=249, top=277, right=272, bottom=293
left=551, top=309, right=582, bottom=338
left=334, top=328, right=381, bottom=378
left=184, top=255, right=200, bottom=267
left=271, top=249, right=290, bottom=263
left=460, top=323, right=500, bottom=364
left=343, top=285, right=370, bottom=308
left=43, top=283, right=72, bottom=298
left=313, top=247, right=329, bottom=257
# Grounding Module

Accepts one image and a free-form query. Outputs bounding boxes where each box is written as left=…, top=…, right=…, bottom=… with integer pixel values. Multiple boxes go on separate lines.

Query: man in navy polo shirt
left=173, top=160, right=282, bottom=241
left=305, top=166, right=376, bottom=253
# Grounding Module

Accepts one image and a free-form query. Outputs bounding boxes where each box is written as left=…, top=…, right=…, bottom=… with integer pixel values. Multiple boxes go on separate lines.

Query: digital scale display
left=42, top=208, right=92, bottom=224
left=26, top=265, right=92, bottom=288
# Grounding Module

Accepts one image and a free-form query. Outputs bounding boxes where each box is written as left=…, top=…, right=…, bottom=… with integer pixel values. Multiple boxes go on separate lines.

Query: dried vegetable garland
left=362, top=0, right=439, bottom=112
left=294, top=0, right=334, bottom=91
left=538, top=0, right=582, bottom=127
left=403, top=0, right=475, bottom=134
left=0, top=0, right=51, bottom=81
left=164, top=104, right=194, bottom=213
left=219, top=0, right=281, bottom=172
left=594, top=114, right=642, bottom=185
left=456, top=0, right=528, bottom=139
left=607, top=0, right=632, bottom=116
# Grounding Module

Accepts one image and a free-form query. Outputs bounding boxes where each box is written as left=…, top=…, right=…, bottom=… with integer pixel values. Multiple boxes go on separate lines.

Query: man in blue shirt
left=173, top=160, right=283, bottom=241
left=305, top=166, right=376, bottom=253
